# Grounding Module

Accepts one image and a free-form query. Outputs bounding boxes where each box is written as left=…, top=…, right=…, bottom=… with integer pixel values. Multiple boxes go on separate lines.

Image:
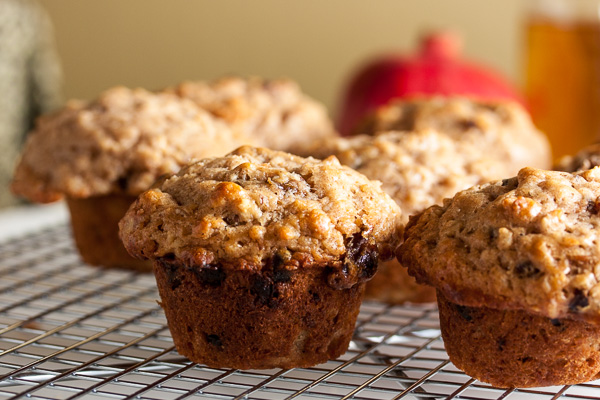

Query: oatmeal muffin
left=555, top=142, right=600, bottom=173
left=12, top=86, right=249, bottom=270
left=168, top=76, right=337, bottom=152
left=399, top=166, right=600, bottom=387
left=119, top=146, right=402, bottom=369
left=304, top=130, right=508, bottom=304
left=355, top=97, right=552, bottom=175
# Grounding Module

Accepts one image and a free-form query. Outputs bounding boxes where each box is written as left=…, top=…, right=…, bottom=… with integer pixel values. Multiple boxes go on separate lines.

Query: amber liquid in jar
left=525, top=17, right=600, bottom=160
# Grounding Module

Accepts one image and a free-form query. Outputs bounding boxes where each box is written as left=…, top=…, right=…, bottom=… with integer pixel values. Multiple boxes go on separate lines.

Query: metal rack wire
left=1, top=225, right=600, bottom=400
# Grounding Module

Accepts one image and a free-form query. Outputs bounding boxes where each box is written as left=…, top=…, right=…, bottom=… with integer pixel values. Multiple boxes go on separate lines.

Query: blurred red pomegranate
left=337, top=31, right=525, bottom=135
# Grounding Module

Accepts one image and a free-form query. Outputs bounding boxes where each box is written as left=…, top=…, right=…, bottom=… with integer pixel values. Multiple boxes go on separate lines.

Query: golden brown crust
left=356, top=97, right=552, bottom=174
left=399, top=167, right=600, bottom=323
left=66, top=195, right=152, bottom=271
left=12, top=86, right=249, bottom=202
left=167, top=76, right=337, bottom=152
left=155, top=259, right=365, bottom=369
left=438, top=292, right=600, bottom=388
left=119, top=146, right=402, bottom=269
left=300, top=130, right=507, bottom=223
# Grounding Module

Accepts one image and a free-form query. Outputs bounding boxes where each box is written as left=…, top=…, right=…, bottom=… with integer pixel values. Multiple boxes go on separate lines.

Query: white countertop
left=0, top=202, right=69, bottom=242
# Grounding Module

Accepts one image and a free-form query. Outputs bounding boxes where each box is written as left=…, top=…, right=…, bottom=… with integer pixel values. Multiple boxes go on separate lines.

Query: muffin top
left=119, top=146, right=402, bottom=283
left=168, top=76, right=337, bottom=152
left=555, top=143, right=600, bottom=173
left=302, top=130, right=507, bottom=223
left=399, top=167, right=600, bottom=323
left=356, top=97, right=552, bottom=175
left=12, top=86, right=249, bottom=202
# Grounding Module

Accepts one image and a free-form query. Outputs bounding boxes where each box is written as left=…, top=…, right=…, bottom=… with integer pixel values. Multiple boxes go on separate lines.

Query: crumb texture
left=168, top=76, right=337, bottom=152
left=120, top=146, right=402, bottom=268
left=12, top=86, right=248, bottom=202
left=355, top=97, right=552, bottom=174
left=303, top=130, right=508, bottom=223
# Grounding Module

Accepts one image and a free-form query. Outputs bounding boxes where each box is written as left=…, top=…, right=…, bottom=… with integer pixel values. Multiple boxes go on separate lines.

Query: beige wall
left=40, top=0, right=527, bottom=118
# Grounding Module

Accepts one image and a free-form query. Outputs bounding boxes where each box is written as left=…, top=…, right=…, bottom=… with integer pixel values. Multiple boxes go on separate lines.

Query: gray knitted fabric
left=0, top=0, right=62, bottom=207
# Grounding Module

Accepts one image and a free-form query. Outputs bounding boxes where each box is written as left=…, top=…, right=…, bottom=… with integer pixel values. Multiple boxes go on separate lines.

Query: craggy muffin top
left=120, top=146, right=402, bottom=277
left=555, top=143, right=600, bottom=173
left=399, top=167, right=600, bottom=323
left=12, top=86, right=249, bottom=202
left=167, top=76, right=337, bottom=152
left=303, top=130, right=507, bottom=223
left=356, top=97, right=552, bottom=175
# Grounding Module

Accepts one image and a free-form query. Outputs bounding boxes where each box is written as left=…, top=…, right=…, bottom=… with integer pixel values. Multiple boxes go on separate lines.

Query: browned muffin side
left=398, top=167, right=600, bottom=387
left=119, top=146, right=402, bottom=369
left=154, top=261, right=365, bottom=369
left=437, top=292, right=600, bottom=388
left=66, top=195, right=149, bottom=270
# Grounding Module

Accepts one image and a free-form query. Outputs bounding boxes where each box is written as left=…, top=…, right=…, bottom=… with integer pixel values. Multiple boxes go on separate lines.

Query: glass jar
left=525, top=0, right=600, bottom=160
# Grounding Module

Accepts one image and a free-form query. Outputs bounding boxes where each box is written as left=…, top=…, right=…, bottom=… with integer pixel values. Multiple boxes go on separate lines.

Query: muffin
left=12, top=86, right=250, bottom=270
left=555, top=142, right=600, bottom=172
left=355, top=96, right=552, bottom=175
left=167, top=76, right=337, bottom=152
left=119, top=146, right=402, bottom=369
left=301, top=130, right=510, bottom=304
left=399, top=166, right=600, bottom=387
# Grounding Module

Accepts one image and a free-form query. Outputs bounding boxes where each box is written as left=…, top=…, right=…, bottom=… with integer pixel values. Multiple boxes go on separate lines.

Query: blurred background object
left=0, top=0, right=62, bottom=208
left=336, top=31, right=524, bottom=136
left=525, top=0, right=600, bottom=160
left=38, top=0, right=523, bottom=109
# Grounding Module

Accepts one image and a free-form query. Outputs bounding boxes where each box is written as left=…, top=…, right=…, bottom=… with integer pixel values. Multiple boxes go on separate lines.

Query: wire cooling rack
left=1, top=225, right=600, bottom=400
